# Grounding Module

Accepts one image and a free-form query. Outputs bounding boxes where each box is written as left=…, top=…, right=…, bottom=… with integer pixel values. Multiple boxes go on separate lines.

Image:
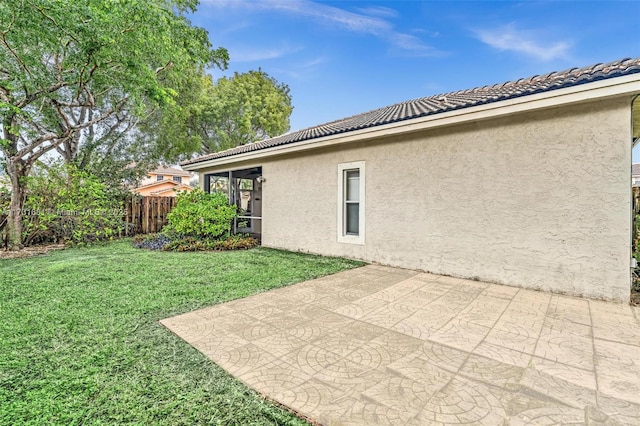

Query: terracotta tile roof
left=152, top=166, right=191, bottom=176
left=152, top=185, right=193, bottom=194
left=183, top=57, right=640, bottom=166
left=133, top=180, right=182, bottom=191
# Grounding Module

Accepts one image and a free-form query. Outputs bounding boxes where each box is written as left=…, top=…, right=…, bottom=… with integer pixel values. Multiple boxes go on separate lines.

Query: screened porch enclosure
left=203, top=167, right=262, bottom=239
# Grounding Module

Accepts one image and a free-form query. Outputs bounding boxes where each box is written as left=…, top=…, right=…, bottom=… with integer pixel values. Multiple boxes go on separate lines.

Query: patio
left=161, top=265, right=640, bottom=425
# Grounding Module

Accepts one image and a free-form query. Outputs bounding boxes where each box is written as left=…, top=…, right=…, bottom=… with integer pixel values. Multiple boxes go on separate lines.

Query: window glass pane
left=211, top=176, right=229, bottom=193
left=346, top=203, right=359, bottom=235
left=346, top=170, right=359, bottom=202
left=239, top=178, right=253, bottom=190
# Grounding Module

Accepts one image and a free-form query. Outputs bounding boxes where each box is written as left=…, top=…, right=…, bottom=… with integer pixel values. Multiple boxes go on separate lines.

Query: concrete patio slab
left=161, top=265, right=640, bottom=425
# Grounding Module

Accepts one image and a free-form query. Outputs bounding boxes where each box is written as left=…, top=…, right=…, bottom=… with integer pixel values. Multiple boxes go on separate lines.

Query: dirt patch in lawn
left=0, top=244, right=65, bottom=259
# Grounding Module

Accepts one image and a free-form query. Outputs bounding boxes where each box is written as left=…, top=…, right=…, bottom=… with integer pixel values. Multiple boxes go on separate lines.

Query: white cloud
left=354, top=6, right=399, bottom=19
left=474, top=24, right=571, bottom=61
left=301, top=56, right=328, bottom=69
left=217, top=22, right=251, bottom=36
left=203, top=0, right=443, bottom=57
left=271, top=56, right=329, bottom=80
left=230, top=45, right=301, bottom=62
left=391, top=33, right=443, bottom=57
left=204, top=0, right=390, bottom=34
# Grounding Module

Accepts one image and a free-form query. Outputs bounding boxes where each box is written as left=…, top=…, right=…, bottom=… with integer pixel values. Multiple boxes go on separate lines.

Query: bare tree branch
left=155, top=61, right=174, bottom=74
left=50, top=100, right=94, bottom=108
left=16, top=81, right=67, bottom=109
left=15, top=104, right=117, bottom=159
left=0, top=85, right=11, bottom=103
left=27, top=137, right=69, bottom=164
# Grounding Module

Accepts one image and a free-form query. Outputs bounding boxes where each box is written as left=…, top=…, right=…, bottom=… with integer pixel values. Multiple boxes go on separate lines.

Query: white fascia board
left=183, top=74, right=640, bottom=171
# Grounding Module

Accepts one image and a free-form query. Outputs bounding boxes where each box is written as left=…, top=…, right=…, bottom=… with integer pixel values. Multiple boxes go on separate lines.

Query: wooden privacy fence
left=123, top=196, right=176, bottom=236
left=0, top=196, right=175, bottom=243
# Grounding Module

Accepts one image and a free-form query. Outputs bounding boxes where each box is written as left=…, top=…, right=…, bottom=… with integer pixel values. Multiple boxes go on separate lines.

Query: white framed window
left=337, top=161, right=365, bottom=244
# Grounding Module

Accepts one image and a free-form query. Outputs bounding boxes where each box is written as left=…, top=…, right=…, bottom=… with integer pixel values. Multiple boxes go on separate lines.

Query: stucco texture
left=202, top=97, right=633, bottom=301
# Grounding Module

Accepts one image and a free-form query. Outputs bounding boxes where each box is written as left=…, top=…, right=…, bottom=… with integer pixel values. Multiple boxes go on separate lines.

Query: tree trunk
left=6, top=158, right=27, bottom=251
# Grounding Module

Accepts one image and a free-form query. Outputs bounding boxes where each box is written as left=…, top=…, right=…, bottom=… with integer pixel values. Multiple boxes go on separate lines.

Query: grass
left=0, top=240, right=364, bottom=425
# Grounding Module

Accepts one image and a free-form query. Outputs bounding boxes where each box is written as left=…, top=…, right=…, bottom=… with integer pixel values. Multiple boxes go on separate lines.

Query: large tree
left=196, top=70, right=293, bottom=153
left=0, top=0, right=227, bottom=249
left=57, top=64, right=210, bottom=191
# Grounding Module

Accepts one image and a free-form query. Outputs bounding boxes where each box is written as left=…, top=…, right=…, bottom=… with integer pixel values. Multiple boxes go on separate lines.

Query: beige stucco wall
left=199, top=96, right=633, bottom=301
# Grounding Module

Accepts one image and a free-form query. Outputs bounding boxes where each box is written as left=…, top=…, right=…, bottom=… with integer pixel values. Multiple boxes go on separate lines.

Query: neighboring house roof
left=183, top=57, right=640, bottom=167
left=152, top=185, right=193, bottom=195
left=633, top=163, right=640, bottom=176
left=134, top=180, right=182, bottom=191
left=150, top=166, right=191, bottom=177
left=132, top=179, right=193, bottom=196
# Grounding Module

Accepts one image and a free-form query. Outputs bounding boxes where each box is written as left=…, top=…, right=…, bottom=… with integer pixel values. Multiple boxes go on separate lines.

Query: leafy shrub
left=132, top=233, right=259, bottom=252
left=21, top=163, right=124, bottom=246
left=164, top=190, right=236, bottom=239
left=163, top=236, right=214, bottom=252
left=134, top=190, right=257, bottom=252
left=212, top=234, right=260, bottom=250
left=164, top=235, right=259, bottom=252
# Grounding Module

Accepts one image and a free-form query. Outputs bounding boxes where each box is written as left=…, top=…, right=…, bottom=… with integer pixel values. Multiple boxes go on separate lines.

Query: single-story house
left=182, top=58, right=640, bottom=302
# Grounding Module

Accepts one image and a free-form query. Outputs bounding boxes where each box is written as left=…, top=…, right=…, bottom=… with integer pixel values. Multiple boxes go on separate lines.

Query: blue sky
left=190, top=0, right=640, bottom=152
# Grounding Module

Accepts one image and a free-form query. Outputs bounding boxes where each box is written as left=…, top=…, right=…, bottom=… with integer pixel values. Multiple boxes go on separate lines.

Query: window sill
left=337, top=234, right=364, bottom=245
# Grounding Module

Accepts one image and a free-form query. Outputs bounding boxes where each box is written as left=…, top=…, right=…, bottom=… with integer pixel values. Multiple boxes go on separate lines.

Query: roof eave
left=183, top=73, right=640, bottom=172
left=151, top=170, right=191, bottom=177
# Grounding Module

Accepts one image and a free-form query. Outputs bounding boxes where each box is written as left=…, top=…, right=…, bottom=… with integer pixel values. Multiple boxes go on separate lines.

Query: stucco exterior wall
left=199, top=97, right=633, bottom=301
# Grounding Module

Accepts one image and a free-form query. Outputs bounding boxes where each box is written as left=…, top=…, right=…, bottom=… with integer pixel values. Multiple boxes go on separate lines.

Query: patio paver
left=161, top=265, right=640, bottom=425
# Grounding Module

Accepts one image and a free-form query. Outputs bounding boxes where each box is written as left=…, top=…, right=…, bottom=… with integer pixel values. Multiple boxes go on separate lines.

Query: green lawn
left=0, top=240, right=364, bottom=425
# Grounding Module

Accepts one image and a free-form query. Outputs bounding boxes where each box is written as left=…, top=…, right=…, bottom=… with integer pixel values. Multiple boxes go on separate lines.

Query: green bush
left=163, top=235, right=259, bottom=252
left=164, top=189, right=236, bottom=239
left=21, top=163, right=124, bottom=246
left=212, top=234, right=260, bottom=250
left=132, top=232, right=259, bottom=252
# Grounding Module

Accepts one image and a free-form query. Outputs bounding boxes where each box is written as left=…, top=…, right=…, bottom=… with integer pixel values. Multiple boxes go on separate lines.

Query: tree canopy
left=195, top=70, right=293, bottom=153
left=0, top=0, right=228, bottom=249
